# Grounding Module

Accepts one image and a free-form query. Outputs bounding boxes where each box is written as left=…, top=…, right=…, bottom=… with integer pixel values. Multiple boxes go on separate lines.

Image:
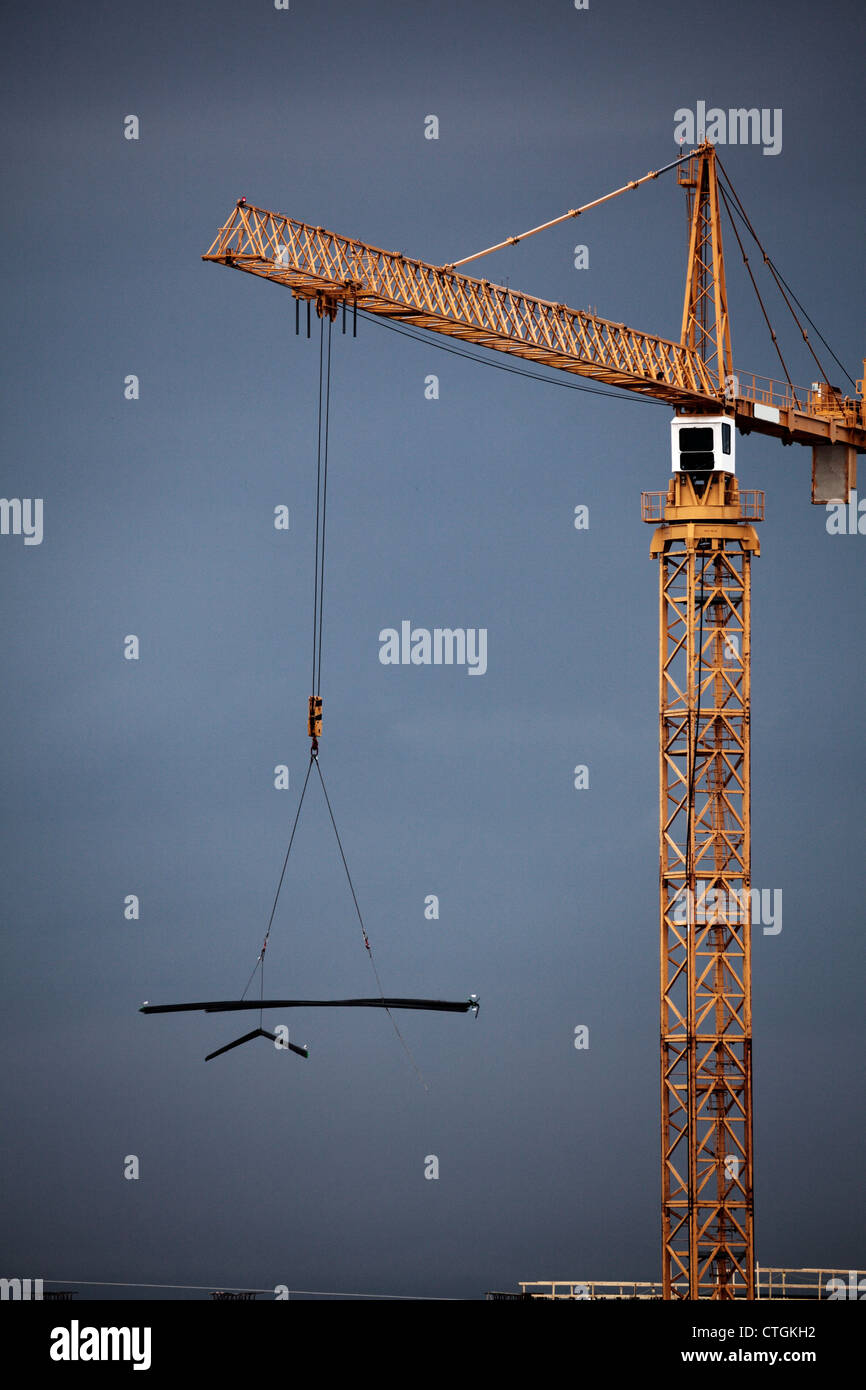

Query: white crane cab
left=671, top=414, right=735, bottom=478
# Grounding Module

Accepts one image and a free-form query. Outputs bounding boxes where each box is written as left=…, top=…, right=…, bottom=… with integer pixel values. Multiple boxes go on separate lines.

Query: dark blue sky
left=1, top=0, right=864, bottom=1300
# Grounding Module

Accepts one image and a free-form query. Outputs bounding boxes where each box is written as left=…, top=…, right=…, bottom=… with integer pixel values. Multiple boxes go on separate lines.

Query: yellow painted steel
left=514, top=1268, right=864, bottom=1300
left=202, top=150, right=866, bottom=457
left=204, top=151, right=858, bottom=1298
left=308, top=695, right=322, bottom=741
left=679, top=149, right=734, bottom=395
left=647, top=473, right=760, bottom=1298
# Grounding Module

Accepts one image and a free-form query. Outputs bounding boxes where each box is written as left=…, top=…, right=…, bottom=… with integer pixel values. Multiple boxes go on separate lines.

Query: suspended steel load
left=142, top=218, right=479, bottom=1071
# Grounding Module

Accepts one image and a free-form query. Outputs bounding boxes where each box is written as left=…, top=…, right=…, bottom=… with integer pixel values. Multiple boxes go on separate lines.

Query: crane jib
left=202, top=200, right=866, bottom=462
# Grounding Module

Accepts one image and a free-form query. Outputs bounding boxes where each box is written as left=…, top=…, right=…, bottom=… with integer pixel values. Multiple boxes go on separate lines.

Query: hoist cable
left=309, top=313, right=333, bottom=703
left=310, top=313, right=333, bottom=698
left=316, top=316, right=333, bottom=693
left=262, top=311, right=428, bottom=1083
left=311, top=319, right=325, bottom=697
left=144, top=307, right=474, bottom=1077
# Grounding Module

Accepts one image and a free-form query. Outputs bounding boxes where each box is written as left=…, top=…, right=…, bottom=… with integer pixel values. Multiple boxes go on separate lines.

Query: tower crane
left=202, top=145, right=865, bottom=1300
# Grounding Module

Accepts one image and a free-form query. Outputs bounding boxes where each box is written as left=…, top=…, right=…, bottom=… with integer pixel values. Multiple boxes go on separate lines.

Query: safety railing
left=641, top=489, right=765, bottom=522
left=499, top=1267, right=866, bottom=1300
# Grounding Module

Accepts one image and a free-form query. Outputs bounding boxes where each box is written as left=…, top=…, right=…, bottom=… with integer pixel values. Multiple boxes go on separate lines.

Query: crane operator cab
left=671, top=414, right=735, bottom=494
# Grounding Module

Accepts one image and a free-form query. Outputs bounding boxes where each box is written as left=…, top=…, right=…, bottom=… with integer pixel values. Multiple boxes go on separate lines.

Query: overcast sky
left=1, top=0, right=864, bottom=1300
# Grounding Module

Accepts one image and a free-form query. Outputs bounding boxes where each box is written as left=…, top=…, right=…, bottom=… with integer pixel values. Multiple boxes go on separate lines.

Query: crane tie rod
left=447, top=150, right=694, bottom=270
left=716, top=155, right=855, bottom=393
left=717, top=183, right=798, bottom=401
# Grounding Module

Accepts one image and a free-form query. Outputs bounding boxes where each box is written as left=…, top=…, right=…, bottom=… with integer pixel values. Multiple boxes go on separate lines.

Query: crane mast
left=649, top=145, right=758, bottom=1300
left=645, top=471, right=760, bottom=1298
left=203, top=148, right=864, bottom=1298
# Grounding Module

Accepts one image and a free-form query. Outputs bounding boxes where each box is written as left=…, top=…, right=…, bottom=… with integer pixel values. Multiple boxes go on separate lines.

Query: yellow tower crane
left=202, top=145, right=865, bottom=1300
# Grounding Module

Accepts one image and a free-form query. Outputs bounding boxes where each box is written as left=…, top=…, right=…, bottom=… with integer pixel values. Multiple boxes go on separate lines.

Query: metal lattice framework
left=205, top=202, right=719, bottom=403
left=649, top=473, right=760, bottom=1298
left=506, top=1267, right=866, bottom=1299
left=202, top=151, right=863, bottom=1297
left=679, top=149, right=734, bottom=394
left=203, top=184, right=865, bottom=454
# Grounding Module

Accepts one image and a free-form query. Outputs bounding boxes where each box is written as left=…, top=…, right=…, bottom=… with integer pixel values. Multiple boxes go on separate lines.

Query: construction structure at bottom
left=487, top=1268, right=866, bottom=1300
